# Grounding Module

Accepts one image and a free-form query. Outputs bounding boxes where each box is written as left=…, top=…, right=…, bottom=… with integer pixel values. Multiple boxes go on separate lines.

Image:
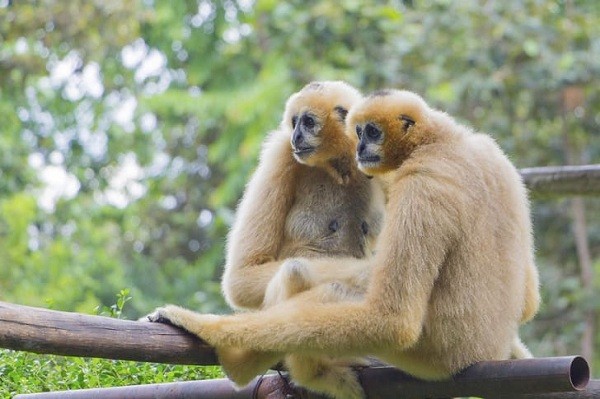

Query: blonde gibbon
left=216, top=81, right=385, bottom=394
left=147, top=89, right=540, bottom=399
left=221, top=81, right=384, bottom=311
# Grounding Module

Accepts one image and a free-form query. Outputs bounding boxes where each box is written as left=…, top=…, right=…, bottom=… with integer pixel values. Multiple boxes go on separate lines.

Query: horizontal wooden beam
left=0, top=301, right=216, bottom=365
left=1, top=301, right=594, bottom=398
left=520, top=164, right=600, bottom=197
left=12, top=361, right=598, bottom=399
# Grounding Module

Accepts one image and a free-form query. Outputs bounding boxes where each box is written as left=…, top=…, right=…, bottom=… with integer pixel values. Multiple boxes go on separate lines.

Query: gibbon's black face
left=290, top=106, right=349, bottom=164
left=354, top=115, right=416, bottom=174
left=350, top=88, right=424, bottom=175
left=285, top=81, right=361, bottom=166
left=355, top=122, right=384, bottom=169
left=291, top=111, right=322, bottom=161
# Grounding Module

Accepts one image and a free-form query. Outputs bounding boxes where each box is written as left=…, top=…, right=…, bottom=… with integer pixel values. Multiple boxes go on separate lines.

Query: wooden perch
left=520, top=164, right=600, bottom=197
left=1, top=301, right=597, bottom=398
left=0, top=301, right=216, bottom=365
left=12, top=359, right=599, bottom=399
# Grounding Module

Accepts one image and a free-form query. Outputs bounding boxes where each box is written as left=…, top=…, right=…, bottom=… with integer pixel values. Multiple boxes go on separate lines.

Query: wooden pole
left=13, top=376, right=293, bottom=399
left=0, top=302, right=593, bottom=398
left=0, top=301, right=217, bottom=365
left=520, top=164, right=600, bottom=197
left=12, top=361, right=597, bottom=399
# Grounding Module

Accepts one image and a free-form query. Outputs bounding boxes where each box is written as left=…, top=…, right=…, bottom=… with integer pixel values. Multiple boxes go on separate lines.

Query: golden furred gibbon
left=147, top=89, right=540, bottom=399
left=221, top=81, right=384, bottom=312
left=215, top=81, right=385, bottom=394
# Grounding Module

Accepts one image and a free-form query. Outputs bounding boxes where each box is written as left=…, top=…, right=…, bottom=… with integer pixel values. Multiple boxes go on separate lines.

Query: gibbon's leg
left=222, top=133, right=299, bottom=310
left=511, top=335, right=533, bottom=359
left=520, top=261, right=541, bottom=324
left=286, top=354, right=365, bottom=399
left=217, top=281, right=367, bottom=386
left=279, top=276, right=369, bottom=399
left=215, top=347, right=281, bottom=387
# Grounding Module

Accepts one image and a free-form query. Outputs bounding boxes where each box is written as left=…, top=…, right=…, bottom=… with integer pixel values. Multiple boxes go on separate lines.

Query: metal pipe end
left=570, top=356, right=590, bottom=390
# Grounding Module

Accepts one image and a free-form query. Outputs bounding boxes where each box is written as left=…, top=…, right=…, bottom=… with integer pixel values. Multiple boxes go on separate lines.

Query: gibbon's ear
left=334, top=106, right=349, bottom=122
left=399, top=114, right=415, bottom=130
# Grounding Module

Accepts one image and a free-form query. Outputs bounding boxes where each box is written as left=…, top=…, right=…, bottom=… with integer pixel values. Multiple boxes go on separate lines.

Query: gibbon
left=221, top=81, right=384, bottom=311
left=216, top=81, right=385, bottom=393
left=147, top=89, right=540, bottom=399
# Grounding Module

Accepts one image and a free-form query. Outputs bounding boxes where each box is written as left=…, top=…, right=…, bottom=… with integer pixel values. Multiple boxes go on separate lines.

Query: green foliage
left=0, top=351, right=223, bottom=399
left=95, top=289, right=132, bottom=319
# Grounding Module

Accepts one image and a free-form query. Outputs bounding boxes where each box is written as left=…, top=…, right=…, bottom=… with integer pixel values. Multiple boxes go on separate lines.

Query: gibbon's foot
left=217, top=347, right=281, bottom=387
left=288, top=355, right=366, bottom=399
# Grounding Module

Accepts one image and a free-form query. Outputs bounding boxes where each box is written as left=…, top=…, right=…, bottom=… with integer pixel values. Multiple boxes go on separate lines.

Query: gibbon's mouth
left=293, top=147, right=315, bottom=157
left=357, top=155, right=381, bottom=165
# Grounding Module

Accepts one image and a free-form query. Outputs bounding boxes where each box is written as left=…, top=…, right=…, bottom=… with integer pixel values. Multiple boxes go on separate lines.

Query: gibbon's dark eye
left=400, top=115, right=415, bottom=129
left=303, top=114, right=316, bottom=129
left=365, top=123, right=381, bottom=141
left=291, top=115, right=299, bottom=129
left=355, top=125, right=363, bottom=138
left=361, top=221, right=369, bottom=235
left=334, top=106, right=348, bottom=122
left=328, top=219, right=339, bottom=233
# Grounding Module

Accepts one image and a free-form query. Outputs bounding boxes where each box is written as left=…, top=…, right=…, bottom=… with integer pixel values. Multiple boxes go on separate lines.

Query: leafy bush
left=0, top=351, right=223, bottom=398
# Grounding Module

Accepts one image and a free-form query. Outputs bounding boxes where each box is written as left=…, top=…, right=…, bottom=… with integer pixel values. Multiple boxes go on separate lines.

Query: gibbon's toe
left=143, top=307, right=176, bottom=325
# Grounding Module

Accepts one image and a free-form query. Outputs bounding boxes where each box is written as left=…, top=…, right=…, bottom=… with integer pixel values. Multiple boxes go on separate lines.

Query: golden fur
left=217, top=81, right=384, bottom=397
left=221, top=81, right=384, bottom=310
left=148, top=89, right=540, bottom=399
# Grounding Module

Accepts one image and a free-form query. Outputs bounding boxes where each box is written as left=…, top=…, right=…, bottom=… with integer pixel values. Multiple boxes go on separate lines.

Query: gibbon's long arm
left=153, top=173, right=458, bottom=357
left=221, top=132, right=299, bottom=309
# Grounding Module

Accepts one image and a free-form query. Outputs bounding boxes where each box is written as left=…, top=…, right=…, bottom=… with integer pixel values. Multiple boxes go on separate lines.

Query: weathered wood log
left=12, top=359, right=595, bottom=399
left=0, top=301, right=217, bottom=365
left=520, top=164, right=600, bottom=197
left=0, top=301, right=593, bottom=398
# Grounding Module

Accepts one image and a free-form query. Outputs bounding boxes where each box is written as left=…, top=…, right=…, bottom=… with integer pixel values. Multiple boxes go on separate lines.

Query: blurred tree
left=0, top=0, right=598, bottom=373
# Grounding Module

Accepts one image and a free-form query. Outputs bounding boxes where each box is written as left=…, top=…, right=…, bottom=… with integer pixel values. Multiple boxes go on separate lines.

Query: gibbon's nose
left=357, top=142, right=366, bottom=157
left=292, top=129, right=304, bottom=147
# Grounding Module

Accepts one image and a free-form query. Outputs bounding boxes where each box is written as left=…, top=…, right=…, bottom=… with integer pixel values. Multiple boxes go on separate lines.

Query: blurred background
left=0, top=0, right=598, bottom=371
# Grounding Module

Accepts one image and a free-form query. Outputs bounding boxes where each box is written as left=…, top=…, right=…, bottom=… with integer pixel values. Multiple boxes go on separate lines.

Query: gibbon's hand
left=144, top=308, right=174, bottom=325
left=145, top=305, right=220, bottom=336
left=146, top=306, right=282, bottom=386
left=263, top=258, right=315, bottom=307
